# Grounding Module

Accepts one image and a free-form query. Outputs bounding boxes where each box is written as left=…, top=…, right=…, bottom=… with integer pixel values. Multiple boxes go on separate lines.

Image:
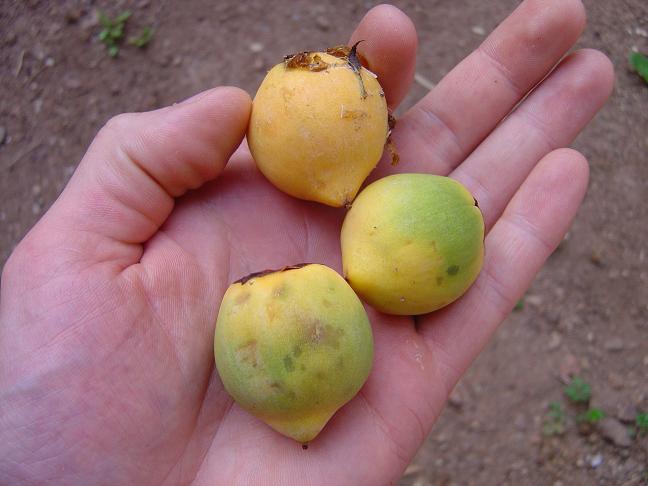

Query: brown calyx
left=284, top=52, right=328, bottom=71
left=284, top=41, right=369, bottom=98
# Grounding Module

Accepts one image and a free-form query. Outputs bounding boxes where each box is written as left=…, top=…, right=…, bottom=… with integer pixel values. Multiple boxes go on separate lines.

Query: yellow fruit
left=341, top=174, right=484, bottom=315
left=214, top=264, right=373, bottom=444
left=247, top=46, right=389, bottom=207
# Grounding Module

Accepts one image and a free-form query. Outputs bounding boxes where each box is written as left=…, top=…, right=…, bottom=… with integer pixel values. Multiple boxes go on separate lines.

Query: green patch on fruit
left=341, top=174, right=484, bottom=315
left=447, top=265, right=460, bottom=276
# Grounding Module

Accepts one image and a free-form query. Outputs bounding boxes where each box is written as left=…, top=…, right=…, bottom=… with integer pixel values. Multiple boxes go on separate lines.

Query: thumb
left=21, top=87, right=251, bottom=268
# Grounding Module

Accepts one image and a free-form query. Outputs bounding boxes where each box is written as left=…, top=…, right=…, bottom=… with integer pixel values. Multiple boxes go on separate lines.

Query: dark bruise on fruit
left=235, top=263, right=310, bottom=285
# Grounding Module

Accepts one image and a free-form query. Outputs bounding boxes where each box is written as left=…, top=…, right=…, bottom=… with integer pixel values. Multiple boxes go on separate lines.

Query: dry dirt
left=1, top=1, right=648, bottom=485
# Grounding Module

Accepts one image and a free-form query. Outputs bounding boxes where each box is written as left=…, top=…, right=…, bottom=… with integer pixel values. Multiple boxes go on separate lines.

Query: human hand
left=0, top=1, right=613, bottom=485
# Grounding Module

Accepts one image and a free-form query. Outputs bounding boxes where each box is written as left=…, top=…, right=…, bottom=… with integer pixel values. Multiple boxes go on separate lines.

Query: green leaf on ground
left=637, top=412, right=648, bottom=433
left=630, top=51, right=648, bottom=84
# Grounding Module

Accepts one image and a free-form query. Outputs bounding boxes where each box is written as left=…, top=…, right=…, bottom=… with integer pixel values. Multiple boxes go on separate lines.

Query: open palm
left=0, top=2, right=613, bottom=485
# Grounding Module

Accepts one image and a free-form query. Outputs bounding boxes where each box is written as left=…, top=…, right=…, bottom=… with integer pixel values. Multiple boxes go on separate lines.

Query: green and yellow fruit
left=341, top=174, right=484, bottom=315
left=247, top=45, right=389, bottom=207
left=214, top=263, right=374, bottom=444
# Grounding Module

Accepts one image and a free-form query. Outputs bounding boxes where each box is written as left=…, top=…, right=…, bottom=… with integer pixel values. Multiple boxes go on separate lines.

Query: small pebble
left=547, top=331, right=562, bottom=350
left=590, top=453, right=603, bottom=468
left=65, top=8, right=82, bottom=24
left=33, top=98, right=43, bottom=114
left=45, top=57, right=55, bottom=67
left=471, top=25, right=486, bottom=35
left=598, top=417, right=632, bottom=447
left=65, top=77, right=82, bottom=90
left=604, top=337, right=624, bottom=352
left=32, top=202, right=41, bottom=215
left=616, top=403, right=637, bottom=423
left=249, top=42, right=264, bottom=53
left=403, top=463, right=423, bottom=476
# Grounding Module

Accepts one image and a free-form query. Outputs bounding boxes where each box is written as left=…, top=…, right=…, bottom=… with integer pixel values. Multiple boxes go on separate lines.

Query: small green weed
left=98, top=10, right=131, bottom=57
left=98, top=11, right=154, bottom=57
left=129, top=26, right=154, bottom=48
left=543, top=401, right=566, bottom=436
left=636, top=412, right=648, bottom=435
left=578, top=408, right=605, bottom=424
left=513, top=299, right=524, bottom=311
left=564, top=377, right=591, bottom=404
left=630, top=51, right=648, bottom=84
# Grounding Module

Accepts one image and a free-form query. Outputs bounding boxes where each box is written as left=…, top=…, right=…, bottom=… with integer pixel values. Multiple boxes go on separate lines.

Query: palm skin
left=0, top=2, right=613, bottom=485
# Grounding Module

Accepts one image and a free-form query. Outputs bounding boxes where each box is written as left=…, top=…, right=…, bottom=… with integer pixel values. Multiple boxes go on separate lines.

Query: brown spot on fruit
left=308, top=321, right=344, bottom=349
left=436, top=276, right=444, bottom=285
left=235, top=292, right=250, bottom=304
left=237, top=340, right=258, bottom=368
left=322, top=299, right=332, bottom=308
left=273, top=284, right=287, bottom=298
left=293, top=345, right=302, bottom=357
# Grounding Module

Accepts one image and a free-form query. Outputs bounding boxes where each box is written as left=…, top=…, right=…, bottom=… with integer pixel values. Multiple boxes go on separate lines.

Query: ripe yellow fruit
left=214, top=264, right=374, bottom=444
left=341, top=174, right=485, bottom=315
left=248, top=47, right=389, bottom=207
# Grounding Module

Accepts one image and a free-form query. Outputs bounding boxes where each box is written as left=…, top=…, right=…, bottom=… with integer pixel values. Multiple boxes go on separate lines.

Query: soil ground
left=1, top=1, right=647, bottom=484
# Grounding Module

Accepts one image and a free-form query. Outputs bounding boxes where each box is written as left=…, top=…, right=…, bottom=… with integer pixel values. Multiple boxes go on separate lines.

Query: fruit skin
left=341, top=174, right=485, bottom=315
left=248, top=51, right=389, bottom=207
left=214, top=264, right=374, bottom=444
